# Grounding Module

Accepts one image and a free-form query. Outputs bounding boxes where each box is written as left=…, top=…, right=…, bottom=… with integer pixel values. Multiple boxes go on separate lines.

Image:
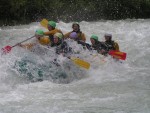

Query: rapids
left=0, top=19, right=150, bottom=113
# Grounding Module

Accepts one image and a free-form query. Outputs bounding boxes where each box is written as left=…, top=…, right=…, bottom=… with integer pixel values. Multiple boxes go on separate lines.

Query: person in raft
left=90, top=35, right=109, bottom=55
left=52, top=32, right=73, bottom=56
left=43, top=21, right=63, bottom=46
left=64, top=22, right=86, bottom=42
left=101, top=33, right=120, bottom=55
left=18, top=29, right=50, bottom=50
left=69, top=32, right=91, bottom=50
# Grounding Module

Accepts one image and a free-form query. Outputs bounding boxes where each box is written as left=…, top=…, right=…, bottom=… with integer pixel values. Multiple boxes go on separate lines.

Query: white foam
left=0, top=19, right=150, bottom=113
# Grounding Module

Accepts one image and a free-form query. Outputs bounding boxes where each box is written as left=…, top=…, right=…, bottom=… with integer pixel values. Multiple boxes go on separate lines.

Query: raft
left=13, top=55, right=86, bottom=83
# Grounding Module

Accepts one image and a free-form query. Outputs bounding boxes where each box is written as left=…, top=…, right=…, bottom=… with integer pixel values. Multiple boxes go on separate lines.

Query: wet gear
left=92, top=41, right=108, bottom=53
left=91, top=35, right=98, bottom=41
left=39, top=37, right=50, bottom=45
left=48, top=21, right=56, bottom=28
left=104, top=33, right=112, bottom=38
left=35, top=30, right=44, bottom=36
left=69, top=32, right=77, bottom=39
left=103, top=34, right=119, bottom=53
left=64, top=22, right=86, bottom=42
left=104, top=33, right=112, bottom=41
left=44, top=29, right=62, bottom=46
left=54, top=33, right=63, bottom=39
left=55, top=41, right=72, bottom=56
left=104, top=40, right=119, bottom=51
left=77, top=40, right=92, bottom=50
left=64, top=31, right=86, bottom=42
left=72, top=22, right=80, bottom=28
left=19, top=36, right=50, bottom=50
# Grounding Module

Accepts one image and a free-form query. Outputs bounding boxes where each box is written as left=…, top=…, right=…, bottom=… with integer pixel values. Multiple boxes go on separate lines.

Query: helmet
left=39, top=37, right=50, bottom=45
left=72, top=22, right=80, bottom=28
left=72, top=22, right=79, bottom=25
left=69, top=32, right=77, bottom=39
left=54, top=33, right=63, bottom=39
left=48, top=21, right=56, bottom=28
left=35, top=29, right=44, bottom=36
left=104, top=33, right=112, bottom=38
left=91, top=35, right=98, bottom=41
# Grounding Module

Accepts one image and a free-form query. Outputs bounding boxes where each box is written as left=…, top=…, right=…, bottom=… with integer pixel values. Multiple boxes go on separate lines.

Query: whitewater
left=0, top=19, right=150, bottom=113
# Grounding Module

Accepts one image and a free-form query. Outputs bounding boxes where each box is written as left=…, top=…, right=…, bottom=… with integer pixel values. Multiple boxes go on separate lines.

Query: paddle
left=40, top=19, right=48, bottom=29
left=40, top=18, right=90, bottom=69
left=70, top=57, right=90, bottom=69
left=40, top=45, right=90, bottom=69
left=108, top=50, right=127, bottom=60
left=1, top=36, right=35, bottom=55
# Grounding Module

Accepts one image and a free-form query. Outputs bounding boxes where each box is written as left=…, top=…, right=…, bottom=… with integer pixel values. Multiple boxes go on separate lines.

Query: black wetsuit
left=77, top=40, right=108, bottom=53
left=76, top=40, right=92, bottom=50
left=104, top=40, right=116, bottom=51
left=50, top=40, right=72, bottom=66
left=55, top=41, right=72, bottom=56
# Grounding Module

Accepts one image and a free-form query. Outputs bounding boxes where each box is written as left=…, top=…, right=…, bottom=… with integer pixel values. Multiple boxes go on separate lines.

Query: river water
left=0, top=19, right=150, bottom=113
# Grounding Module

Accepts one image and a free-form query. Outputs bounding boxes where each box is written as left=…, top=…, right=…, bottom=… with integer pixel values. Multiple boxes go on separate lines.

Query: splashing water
left=0, top=19, right=150, bottom=113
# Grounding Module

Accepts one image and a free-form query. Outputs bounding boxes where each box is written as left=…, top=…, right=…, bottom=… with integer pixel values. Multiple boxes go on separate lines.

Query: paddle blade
left=1, top=46, right=12, bottom=54
left=109, top=50, right=127, bottom=60
left=40, top=19, right=48, bottom=29
left=71, top=57, right=90, bottom=69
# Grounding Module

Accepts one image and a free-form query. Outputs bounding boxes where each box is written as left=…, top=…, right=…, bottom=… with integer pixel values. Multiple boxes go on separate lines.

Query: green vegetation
left=0, top=0, right=150, bottom=26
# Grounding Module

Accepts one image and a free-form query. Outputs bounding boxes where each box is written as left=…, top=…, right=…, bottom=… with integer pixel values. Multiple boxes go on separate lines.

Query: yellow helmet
left=39, top=37, right=50, bottom=45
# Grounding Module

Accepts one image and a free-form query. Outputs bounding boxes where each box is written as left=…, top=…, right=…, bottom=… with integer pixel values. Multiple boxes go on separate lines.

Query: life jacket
left=92, top=40, right=107, bottom=51
left=44, top=28, right=62, bottom=45
left=38, top=36, right=50, bottom=45
left=71, top=30, right=82, bottom=41
left=104, top=40, right=116, bottom=51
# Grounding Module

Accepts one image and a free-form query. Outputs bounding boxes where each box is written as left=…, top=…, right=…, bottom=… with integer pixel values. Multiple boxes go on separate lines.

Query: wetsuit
left=51, top=40, right=73, bottom=66
left=76, top=40, right=92, bottom=50
left=91, top=40, right=109, bottom=55
left=103, top=40, right=119, bottom=51
left=55, top=41, right=73, bottom=56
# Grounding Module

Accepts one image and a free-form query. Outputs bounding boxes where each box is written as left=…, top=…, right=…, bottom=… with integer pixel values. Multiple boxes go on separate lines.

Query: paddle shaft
left=11, top=36, right=35, bottom=48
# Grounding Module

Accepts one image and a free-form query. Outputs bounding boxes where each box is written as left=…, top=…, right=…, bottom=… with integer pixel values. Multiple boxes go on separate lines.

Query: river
left=0, top=19, right=150, bottom=113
